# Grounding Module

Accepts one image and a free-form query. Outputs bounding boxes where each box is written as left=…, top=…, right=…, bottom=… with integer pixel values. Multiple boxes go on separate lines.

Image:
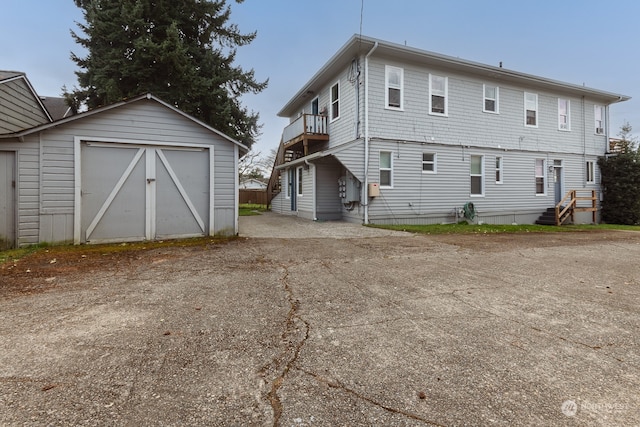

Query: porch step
left=535, top=208, right=557, bottom=225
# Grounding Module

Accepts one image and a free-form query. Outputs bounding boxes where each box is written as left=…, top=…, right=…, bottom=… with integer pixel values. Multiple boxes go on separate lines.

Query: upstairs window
left=558, top=98, right=570, bottom=131
left=483, top=85, right=499, bottom=113
left=429, top=74, right=448, bottom=116
left=385, top=66, right=403, bottom=110
left=379, top=151, right=393, bottom=188
left=470, top=155, right=484, bottom=196
left=422, top=153, right=436, bottom=173
left=535, top=159, right=546, bottom=195
left=525, top=92, right=538, bottom=127
left=594, top=105, right=604, bottom=135
left=330, top=82, right=340, bottom=121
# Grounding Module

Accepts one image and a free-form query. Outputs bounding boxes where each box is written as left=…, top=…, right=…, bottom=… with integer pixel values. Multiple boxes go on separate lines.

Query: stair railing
left=555, top=189, right=597, bottom=226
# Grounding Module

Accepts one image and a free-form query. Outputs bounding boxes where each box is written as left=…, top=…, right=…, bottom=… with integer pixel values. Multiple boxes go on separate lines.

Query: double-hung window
left=495, top=156, right=503, bottom=184
left=385, top=66, right=403, bottom=110
left=470, top=155, right=484, bottom=196
left=586, top=161, right=595, bottom=184
left=483, top=85, right=499, bottom=113
left=525, top=92, right=538, bottom=127
left=379, top=151, right=393, bottom=188
left=535, top=159, right=546, bottom=195
left=422, top=153, right=436, bottom=173
left=330, top=82, right=340, bottom=121
left=429, top=74, right=448, bottom=116
left=594, top=105, right=604, bottom=134
left=558, top=98, right=570, bottom=131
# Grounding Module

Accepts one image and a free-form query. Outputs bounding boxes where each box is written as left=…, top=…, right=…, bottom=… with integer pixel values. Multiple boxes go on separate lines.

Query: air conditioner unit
left=596, top=127, right=604, bottom=134
left=560, top=123, right=567, bottom=130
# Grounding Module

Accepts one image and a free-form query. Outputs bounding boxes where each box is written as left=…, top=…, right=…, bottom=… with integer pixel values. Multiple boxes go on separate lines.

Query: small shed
left=0, top=93, right=247, bottom=247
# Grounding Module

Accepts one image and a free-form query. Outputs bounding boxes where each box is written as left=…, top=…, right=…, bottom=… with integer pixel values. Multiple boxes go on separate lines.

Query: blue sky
left=2, top=0, right=638, bottom=157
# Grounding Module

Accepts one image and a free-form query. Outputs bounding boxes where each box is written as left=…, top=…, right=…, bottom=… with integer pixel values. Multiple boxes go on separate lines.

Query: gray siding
left=0, top=139, right=40, bottom=246
left=365, top=57, right=608, bottom=157
left=0, top=79, right=50, bottom=134
left=13, top=98, right=239, bottom=244
left=314, top=157, right=342, bottom=221
left=365, top=140, right=600, bottom=224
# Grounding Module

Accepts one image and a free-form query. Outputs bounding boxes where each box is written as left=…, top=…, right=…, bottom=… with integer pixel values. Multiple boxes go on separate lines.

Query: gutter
left=363, top=41, right=379, bottom=225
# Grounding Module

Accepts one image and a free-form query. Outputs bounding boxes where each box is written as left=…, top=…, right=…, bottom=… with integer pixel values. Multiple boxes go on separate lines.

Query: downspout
left=363, top=41, right=378, bottom=225
left=305, top=159, right=316, bottom=221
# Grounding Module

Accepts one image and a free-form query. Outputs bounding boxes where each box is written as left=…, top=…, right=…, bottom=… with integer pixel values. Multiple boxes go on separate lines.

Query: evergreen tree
left=598, top=123, right=640, bottom=224
left=67, top=0, right=267, bottom=147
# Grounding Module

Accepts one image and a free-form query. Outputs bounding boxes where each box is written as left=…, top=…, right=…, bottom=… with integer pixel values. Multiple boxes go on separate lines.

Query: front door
left=289, top=168, right=297, bottom=211
left=0, top=152, right=16, bottom=249
left=554, top=161, right=563, bottom=205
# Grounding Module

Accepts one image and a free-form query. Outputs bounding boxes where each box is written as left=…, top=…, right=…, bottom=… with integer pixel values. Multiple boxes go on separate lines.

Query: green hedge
left=598, top=153, right=640, bottom=224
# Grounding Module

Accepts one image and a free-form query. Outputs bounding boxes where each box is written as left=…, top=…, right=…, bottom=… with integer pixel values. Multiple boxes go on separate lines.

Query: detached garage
left=0, top=93, right=247, bottom=247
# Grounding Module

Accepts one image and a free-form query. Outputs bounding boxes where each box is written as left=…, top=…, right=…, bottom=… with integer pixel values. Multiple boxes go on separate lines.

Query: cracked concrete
left=1, top=213, right=639, bottom=425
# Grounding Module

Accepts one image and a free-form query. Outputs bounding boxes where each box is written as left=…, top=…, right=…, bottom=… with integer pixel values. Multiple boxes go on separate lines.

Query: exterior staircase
left=535, top=190, right=597, bottom=226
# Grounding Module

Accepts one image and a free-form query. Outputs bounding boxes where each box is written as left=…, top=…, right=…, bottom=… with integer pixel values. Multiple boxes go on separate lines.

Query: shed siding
left=314, top=157, right=342, bottom=221
left=0, top=79, right=49, bottom=133
left=33, top=99, right=238, bottom=242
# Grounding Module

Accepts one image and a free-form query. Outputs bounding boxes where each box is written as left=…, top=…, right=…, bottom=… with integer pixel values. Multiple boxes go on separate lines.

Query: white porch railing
left=282, top=114, right=328, bottom=143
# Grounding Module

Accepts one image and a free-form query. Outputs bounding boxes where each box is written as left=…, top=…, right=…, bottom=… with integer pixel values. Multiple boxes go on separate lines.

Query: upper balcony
left=282, top=114, right=329, bottom=157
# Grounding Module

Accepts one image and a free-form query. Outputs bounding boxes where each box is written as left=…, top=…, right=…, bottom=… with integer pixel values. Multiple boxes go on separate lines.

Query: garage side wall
left=0, top=139, right=40, bottom=246
left=36, top=99, right=238, bottom=243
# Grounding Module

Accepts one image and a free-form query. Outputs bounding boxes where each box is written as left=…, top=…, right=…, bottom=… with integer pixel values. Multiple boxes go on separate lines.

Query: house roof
left=0, top=70, right=53, bottom=123
left=278, top=35, right=631, bottom=117
left=40, top=96, right=73, bottom=121
left=0, top=93, right=249, bottom=153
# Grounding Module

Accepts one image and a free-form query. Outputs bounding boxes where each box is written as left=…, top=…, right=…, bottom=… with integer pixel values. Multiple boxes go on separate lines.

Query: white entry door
left=0, top=152, right=16, bottom=249
left=78, top=141, right=213, bottom=244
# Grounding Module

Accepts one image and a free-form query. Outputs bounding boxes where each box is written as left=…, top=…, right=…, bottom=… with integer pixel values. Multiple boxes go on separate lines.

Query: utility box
left=338, top=172, right=361, bottom=203
left=368, top=182, right=380, bottom=197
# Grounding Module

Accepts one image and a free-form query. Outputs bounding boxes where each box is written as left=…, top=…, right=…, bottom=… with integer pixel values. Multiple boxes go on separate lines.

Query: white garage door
left=77, top=141, right=213, bottom=244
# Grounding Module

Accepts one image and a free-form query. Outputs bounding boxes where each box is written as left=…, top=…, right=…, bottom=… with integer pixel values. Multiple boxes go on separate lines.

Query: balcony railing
left=282, top=114, right=328, bottom=144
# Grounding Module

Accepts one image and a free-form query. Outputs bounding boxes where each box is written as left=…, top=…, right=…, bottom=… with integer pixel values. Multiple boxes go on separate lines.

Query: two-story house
left=268, top=35, right=630, bottom=225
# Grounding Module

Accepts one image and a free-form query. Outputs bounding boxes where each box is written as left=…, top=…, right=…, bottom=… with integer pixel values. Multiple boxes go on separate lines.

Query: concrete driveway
left=1, top=214, right=639, bottom=426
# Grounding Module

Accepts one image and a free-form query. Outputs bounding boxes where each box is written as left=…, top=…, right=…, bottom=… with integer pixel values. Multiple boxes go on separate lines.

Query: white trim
left=330, top=81, right=340, bottom=122
left=213, top=146, right=218, bottom=235
left=73, top=139, right=81, bottom=244
left=82, top=136, right=211, bottom=149
left=385, top=65, right=404, bottom=111
left=311, top=163, right=317, bottom=220
left=483, top=84, right=499, bottom=114
left=495, top=156, right=503, bottom=184
left=296, top=166, right=304, bottom=197
left=429, top=74, right=448, bottom=117
left=470, top=154, right=484, bottom=197
left=535, top=158, right=546, bottom=196
left=421, top=152, right=437, bottom=174
left=379, top=150, right=393, bottom=189
left=145, top=147, right=156, bottom=240
left=586, top=160, right=595, bottom=184
left=524, top=92, right=538, bottom=128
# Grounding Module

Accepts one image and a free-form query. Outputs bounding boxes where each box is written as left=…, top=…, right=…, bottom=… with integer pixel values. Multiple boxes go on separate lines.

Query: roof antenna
left=499, top=61, right=503, bottom=68
left=359, top=0, right=364, bottom=40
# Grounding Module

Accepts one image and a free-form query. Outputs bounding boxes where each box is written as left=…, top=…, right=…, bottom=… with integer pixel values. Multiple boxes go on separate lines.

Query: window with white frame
left=429, top=74, right=448, bottom=115
left=470, top=155, right=484, bottom=196
left=385, top=66, right=403, bottom=110
left=286, top=169, right=291, bottom=199
left=495, top=156, right=503, bottom=184
left=586, top=161, right=595, bottom=183
left=297, top=167, right=303, bottom=196
left=330, top=82, right=340, bottom=121
left=525, top=92, right=538, bottom=127
left=379, top=151, right=393, bottom=188
left=594, top=105, right=604, bottom=134
left=483, top=85, right=499, bottom=113
left=535, top=159, right=546, bottom=195
left=558, top=98, right=570, bottom=130
left=422, top=153, right=436, bottom=173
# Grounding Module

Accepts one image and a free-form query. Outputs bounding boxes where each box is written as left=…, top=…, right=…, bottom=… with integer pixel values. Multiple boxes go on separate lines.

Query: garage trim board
left=73, top=137, right=215, bottom=244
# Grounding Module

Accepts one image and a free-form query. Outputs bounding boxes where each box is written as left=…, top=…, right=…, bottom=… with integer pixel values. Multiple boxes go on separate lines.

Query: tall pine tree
left=66, top=0, right=267, bottom=147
